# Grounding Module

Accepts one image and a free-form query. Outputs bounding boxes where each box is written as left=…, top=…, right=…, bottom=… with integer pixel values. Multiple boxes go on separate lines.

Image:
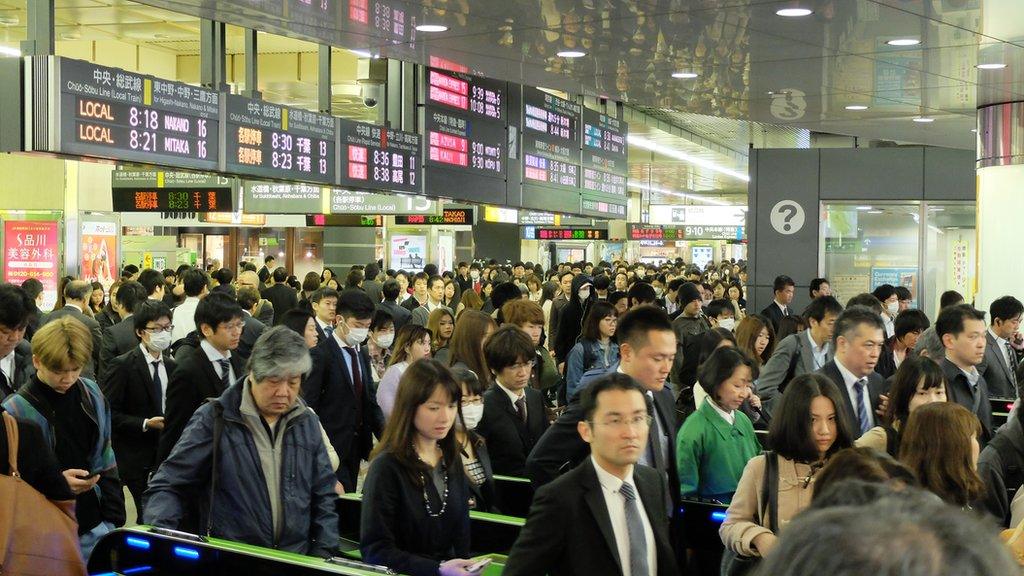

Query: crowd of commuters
left=0, top=254, right=1022, bottom=575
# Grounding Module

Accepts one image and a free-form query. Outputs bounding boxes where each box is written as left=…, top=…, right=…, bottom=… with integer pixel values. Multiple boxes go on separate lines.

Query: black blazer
left=874, top=337, right=900, bottom=381
left=99, top=316, right=139, bottom=381
left=503, top=459, right=679, bottom=576
left=302, top=338, right=384, bottom=462
left=475, top=384, right=549, bottom=477
left=817, top=360, right=886, bottom=437
left=236, top=313, right=267, bottom=362
left=464, top=438, right=499, bottom=513
left=43, top=305, right=102, bottom=380
left=980, top=332, right=1018, bottom=399
left=156, top=343, right=243, bottom=463
left=942, top=358, right=993, bottom=442
left=102, top=346, right=176, bottom=479
left=360, top=451, right=471, bottom=576
left=527, top=384, right=681, bottom=506
left=1, top=340, right=35, bottom=399
left=379, top=301, right=413, bottom=333
left=759, top=301, right=789, bottom=334
left=260, top=283, right=298, bottom=324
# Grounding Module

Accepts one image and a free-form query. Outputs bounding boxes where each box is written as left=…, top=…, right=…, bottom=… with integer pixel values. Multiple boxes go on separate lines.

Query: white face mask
left=578, top=288, right=591, bottom=301
left=148, top=330, right=173, bottom=352
left=346, top=327, right=369, bottom=347
left=470, top=270, right=480, bottom=280
left=461, top=403, right=484, bottom=430
left=718, top=318, right=736, bottom=331
left=375, top=333, right=395, bottom=348
left=886, top=301, right=900, bottom=317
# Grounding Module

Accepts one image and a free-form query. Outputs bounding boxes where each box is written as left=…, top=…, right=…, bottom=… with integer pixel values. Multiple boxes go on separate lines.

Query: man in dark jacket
left=145, top=327, right=339, bottom=557
left=553, top=275, right=595, bottom=368
left=261, top=267, right=299, bottom=324
left=42, top=279, right=103, bottom=380
left=362, top=262, right=384, bottom=304
left=378, top=280, right=412, bottom=333
left=938, top=304, right=994, bottom=442
left=979, top=409, right=1024, bottom=527
left=98, top=280, right=147, bottom=381
left=0, top=284, right=36, bottom=399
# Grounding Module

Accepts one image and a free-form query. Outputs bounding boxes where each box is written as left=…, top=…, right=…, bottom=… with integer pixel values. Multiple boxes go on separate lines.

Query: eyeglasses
left=144, top=325, right=174, bottom=334
left=222, top=321, right=246, bottom=333
left=509, top=361, right=533, bottom=372
left=589, top=415, right=652, bottom=431
left=461, top=398, right=483, bottom=407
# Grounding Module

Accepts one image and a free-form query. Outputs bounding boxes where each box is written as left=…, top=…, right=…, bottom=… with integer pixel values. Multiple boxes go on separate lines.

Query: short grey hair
left=248, top=326, right=312, bottom=382
left=913, top=327, right=945, bottom=363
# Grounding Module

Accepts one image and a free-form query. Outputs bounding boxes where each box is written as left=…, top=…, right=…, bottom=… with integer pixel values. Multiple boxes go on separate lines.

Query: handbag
left=0, top=412, right=86, bottom=575
left=720, top=451, right=779, bottom=576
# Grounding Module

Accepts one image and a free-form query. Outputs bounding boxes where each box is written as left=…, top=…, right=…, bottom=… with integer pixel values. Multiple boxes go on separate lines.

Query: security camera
left=360, top=82, right=382, bottom=108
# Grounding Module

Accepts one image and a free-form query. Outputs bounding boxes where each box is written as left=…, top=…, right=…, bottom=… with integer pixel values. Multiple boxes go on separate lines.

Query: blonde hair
left=31, top=316, right=93, bottom=370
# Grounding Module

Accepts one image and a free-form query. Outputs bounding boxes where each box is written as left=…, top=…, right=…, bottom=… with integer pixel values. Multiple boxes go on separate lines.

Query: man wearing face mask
left=101, top=300, right=178, bottom=523
left=552, top=275, right=596, bottom=371
left=706, top=299, right=737, bottom=332
left=303, top=288, right=385, bottom=492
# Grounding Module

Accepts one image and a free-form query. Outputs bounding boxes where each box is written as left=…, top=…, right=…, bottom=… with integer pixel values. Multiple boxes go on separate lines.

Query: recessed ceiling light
left=671, top=71, right=698, bottom=79
left=556, top=50, right=586, bottom=58
left=349, top=49, right=375, bottom=58
left=886, top=38, right=921, bottom=46
left=856, top=206, right=873, bottom=211
left=868, top=210, right=884, bottom=214
left=415, top=24, right=448, bottom=33
left=845, top=105, right=869, bottom=110
left=776, top=7, right=813, bottom=17
left=912, top=117, right=934, bottom=123
left=977, top=63, right=1007, bottom=70
left=971, top=128, right=978, bottom=133
left=0, top=45, right=20, bottom=57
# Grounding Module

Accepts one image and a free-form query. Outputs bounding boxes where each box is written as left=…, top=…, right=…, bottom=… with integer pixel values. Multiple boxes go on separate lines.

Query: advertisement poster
left=81, top=220, right=118, bottom=290
left=390, top=235, right=427, bottom=273
left=601, top=242, right=624, bottom=263
left=870, top=267, right=918, bottom=301
left=3, top=220, right=60, bottom=310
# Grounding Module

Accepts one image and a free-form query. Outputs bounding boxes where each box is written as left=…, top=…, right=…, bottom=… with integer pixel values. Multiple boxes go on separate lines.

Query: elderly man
left=144, top=326, right=339, bottom=556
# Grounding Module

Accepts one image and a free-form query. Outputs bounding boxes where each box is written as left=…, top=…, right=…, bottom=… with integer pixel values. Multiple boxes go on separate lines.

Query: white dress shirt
left=140, top=343, right=169, bottom=428
left=806, top=330, right=829, bottom=370
left=0, top=350, right=15, bottom=386
left=990, top=328, right=1015, bottom=373
left=496, top=379, right=525, bottom=407
left=591, top=457, right=657, bottom=576
left=835, top=358, right=874, bottom=429
left=333, top=330, right=360, bottom=385
left=200, top=339, right=235, bottom=385
left=170, top=296, right=201, bottom=342
left=707, top=397, right=736, bottom=425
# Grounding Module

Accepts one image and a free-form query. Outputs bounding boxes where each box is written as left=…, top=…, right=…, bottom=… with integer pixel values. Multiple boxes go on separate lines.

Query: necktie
left=644, top=395, right=665, bottom=471
left=853, top=379, right=871, bottom=435
left=217, top=358, right=231, bottom=391
left=343, top=347, right=365, bottom=422
left=514, top=395, right=528, bottom=423
left=619, top=482, right=650, bottom=576
left=324, top=325, right=334, bottom=340
left=1006, top=342, right=1018, bottom=387
left=151, top=360, right=163, bottom=410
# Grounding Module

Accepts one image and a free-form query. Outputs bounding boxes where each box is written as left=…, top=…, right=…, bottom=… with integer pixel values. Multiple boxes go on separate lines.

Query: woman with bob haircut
left=360, top=359, right=477, bottom=576
left=856, top=356, right=947, bottom=457
left=899, top=401, right=985, bottom=509
left=720, top=373, right=854, bottom=559
left=564, top=300, right=620, bottom=400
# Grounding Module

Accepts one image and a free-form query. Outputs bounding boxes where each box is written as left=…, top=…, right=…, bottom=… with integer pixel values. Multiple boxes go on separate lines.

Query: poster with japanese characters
left=81, top=220, right=118, bottom=291
left=3, top=220, right=60, bottom=310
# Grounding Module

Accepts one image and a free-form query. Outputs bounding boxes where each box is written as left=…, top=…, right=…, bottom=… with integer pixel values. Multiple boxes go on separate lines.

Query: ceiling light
left=556, top=50, right=586, bottom=58
left=415, top=24, right=448, bottom=33
left=775, top=7, right=813, bottom=17
left=628, top=181, right=734, bottom=206
left=912, top=116, right=934, bottom=123
left=868, top=210, right=884, bottom=214
left=855, top=206, right=872, bottom=211
left=0, top=45, right=20, bottom=58
left=845, top=105, right=869, bottom=110
left=627, top=135, right=750, bottom=182
left=671, top=71, right=698, bottom=79
left=348, top=49, right=376, bottom=58
left=977, top=63, right=1007, bottom=70
left=886, top=38, right=920, bottom=46
left=971, top=128, right=978, bottom=133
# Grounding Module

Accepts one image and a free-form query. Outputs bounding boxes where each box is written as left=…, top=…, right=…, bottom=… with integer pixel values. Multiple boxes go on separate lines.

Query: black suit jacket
left=1, top=340, right=35, bottom=399
left=379, top=301, right=412, bottom=333
left=156, top=344, right=243, bottom=463
left=260, top=283, right=298, bottom=324
left=43, top=305, right=102, bottom=380
left=942, top=358, right=993, bottom=442
left=759, top=301, right=789, bottom=333
left=236, top=313, right=267, bottom=361
left=503, top=460, right=679, bottom=576
left=99, top=316, right=139, bottom=381
left=817, top=360, right=886, bottom=437
left=363, top=280, right=384, bottom=305
left=475, top=384, right=548, bottom=477
left=302, top=338, right=384, bottom=462
left=874, top=337, right=900, bottom=381
left=102, top=346, right=176, bottom=479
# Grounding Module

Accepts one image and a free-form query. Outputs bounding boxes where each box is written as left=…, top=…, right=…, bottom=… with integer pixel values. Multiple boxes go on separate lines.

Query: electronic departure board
left=43, top=57, right=220, bottom=171
left=224, top=94, right=336, bottom=184
left=394, top=208, right=474, bottom=225
left=427, top=68, right=506, bottom=122
left=522, top=226, right=608, bottom=240
left=580, top=108, right=628, bottom=218
left=337, top=118, right=421, bottom=194
left=345, top=0, right=415, bottom=44
left=627, top=223, right=744, bottom=241
left=111, top=170, right=236, bottom=213
left=521, top=86, right=580, bottom=191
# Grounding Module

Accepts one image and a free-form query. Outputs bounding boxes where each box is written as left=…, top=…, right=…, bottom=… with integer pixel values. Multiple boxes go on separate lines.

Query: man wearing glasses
left=158, top=292, right=244, bottom=464
left=102, top=300, right=178, bottom=522
left=503, top=373, right=680, bottom=576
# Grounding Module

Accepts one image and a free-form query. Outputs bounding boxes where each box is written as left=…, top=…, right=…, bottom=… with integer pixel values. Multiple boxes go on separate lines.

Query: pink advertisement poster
left=4, top=220, right=60, bottom=310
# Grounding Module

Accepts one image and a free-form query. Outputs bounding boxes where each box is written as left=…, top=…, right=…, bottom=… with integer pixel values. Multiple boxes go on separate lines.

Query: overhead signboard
left=521, top=86, right=580, bottom=191
left=394, top=208, right=474, bottom=226
left=307, top=214, right=382, bottom=227
left=522, top=226, right=608, bottom=240
left=483, top=206, right=518, bottom=224
left=243, top=182, right=323, bottom=214
left=224, top=94, right=336, bottom=184
left=330, top=189, right=439, bottom=215
left=337, top=118, right=421, bottom=194
left=36, top=57, right=220, bottom=170
left=426, top=67, right=506, bottom=123
left=111, top=170, right=236, bottom=213
left=628, top=222, right=744, bottom=241
left=649, top=204, right=747, bottom=226
left=518, top=211, right=559, bottom=226
left=580, top=108, right=628, bottom=217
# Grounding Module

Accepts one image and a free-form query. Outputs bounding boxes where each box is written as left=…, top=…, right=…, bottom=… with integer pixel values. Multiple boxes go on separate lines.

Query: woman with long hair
left=88, top=281, right=105, bottom=316
left=442, top=278, right=460, bottom=310
left=361, top=359, right=476, bottom=576
left=735, top=314, right=775, bottom=366
left=856, top=356, right=947, bottom=457
left=564, top=301, right=619, bottom=400
left=899, top=402, right=985, bottom=509
left=444, top=309, right=496, bottom=387
left=427, top=308, right=456, bottom=355
left=376, top=324, right=433, bottom=420
left=455, top=288, right=483, bottom=317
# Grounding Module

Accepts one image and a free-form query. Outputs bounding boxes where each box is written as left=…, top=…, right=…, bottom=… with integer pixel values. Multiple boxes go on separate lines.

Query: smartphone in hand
left=466, top=558, right=492, bottom=573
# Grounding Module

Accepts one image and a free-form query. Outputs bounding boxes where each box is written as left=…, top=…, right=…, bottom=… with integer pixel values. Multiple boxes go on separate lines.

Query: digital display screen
left=427, top=68, right=505, bottom=122
left=522, top=86, right=580, bottom=190
left=425, top=110, right=505, bottom=176
left=581, top=108, right=628, bottom=210
left=337, top=118, right=421, bottom=194
left=345, top=0, right=414, bottom=44
left=394, top=208, right=473, bottom=225
left=628, top=224, right=683, bottom=241
left=112, top=188, right=234, bottom=212
left=522, top=227, right=608, bottom=240
left=54, top=58, right=220, bottom=171
left=626, top=223, right=744, bottom=240
left=307, top=214, right=382, bottom=227
left=225, top=95, right=336, bottom=184
left=581, top=196, right=627, bottom=218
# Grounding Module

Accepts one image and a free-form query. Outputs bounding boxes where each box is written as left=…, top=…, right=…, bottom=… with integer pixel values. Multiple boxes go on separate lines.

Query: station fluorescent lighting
left=627, top=135, right=751, bottom=182
left=886, top=38, right=921, bottom=46
left=348, top=49, right=376, bottom=58
left=775, top=7, right=813, bottom=17
left=0, top=46, right=21, bottom=57
left=912, top=116, right=935, bottom=123
left=556, top=50, right=586, bottom=58
left=671, top=71, right=698, bottom=79
left=627, top=181, right=733, bottom=206
left=977, top=63, right=1007, bottom=70
left=844, top=105, right=869, bottom=110
left=415, top=24, right=448, bottom=33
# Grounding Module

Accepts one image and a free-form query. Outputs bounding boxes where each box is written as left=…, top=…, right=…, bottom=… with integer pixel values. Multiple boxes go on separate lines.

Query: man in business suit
left=760, top=274, right=796, bottom=334
left=43, top=279, right=103, bottom=380
left=303, top=288, right=384, bottom=492
left=504, top=374, right=679, bottom=576
left=548, top=271, right=574, bottom=348
left=527, top=305, right=680, bottom=508
left=938, top=304, right=995, bottom=442
left=98, top=281, right=147, bottom=381
left=19, top=278, right=45, bottom=342
left=758, top=295, right=843, bottom=410
left=362, top=263, right=384, bottom=304
left=236, top=270, right=274, bottom=326
left=137, top=268, right=168, bottom=303
left=102, top=300, right=177, bottom=521
left=309, top=287, right=340, bottom=344
left=235, top=286, right=268, bottom=362
left=378, top=280, right=412, bottom=333
left=261, top=267, right=298, bottom=323
left=816, top=305, right=887, bottom=439
left=0, top=284, right=37, bottom=399
left=257, top=254, right=275, bottom=286
left=409, top=275, right=454, bottom=327
left=401, top=272, right=430, bottom=312
left=157, top=292, right=245, bottom=463
left=476, top=326, right=550, bottom=478
left=979, top=296, right=1022, bottom=399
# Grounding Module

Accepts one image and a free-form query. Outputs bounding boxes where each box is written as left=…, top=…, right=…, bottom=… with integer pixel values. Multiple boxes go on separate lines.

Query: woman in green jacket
left=676, top=346, right=761, bottom=503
